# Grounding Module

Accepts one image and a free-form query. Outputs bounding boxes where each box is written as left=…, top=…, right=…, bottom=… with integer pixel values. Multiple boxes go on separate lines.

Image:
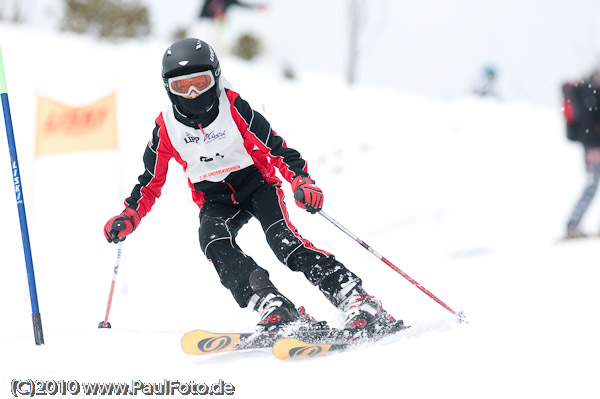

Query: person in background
left=194, top=0, right=267, bottom=53
left=562, top=69, right=600, bottom=239
left=472, top=65, right=500, bottom=98
left=103, top=38, right=404, bottom=338
left=199, top=0, right=266, bottom=20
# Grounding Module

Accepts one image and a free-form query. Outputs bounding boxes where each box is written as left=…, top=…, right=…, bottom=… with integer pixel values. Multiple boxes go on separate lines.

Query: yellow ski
left=273, top=338, right=337, bottom=359
left=273, top=323, right=410, bottom=359
left=181, top=330, right=271, bottom=355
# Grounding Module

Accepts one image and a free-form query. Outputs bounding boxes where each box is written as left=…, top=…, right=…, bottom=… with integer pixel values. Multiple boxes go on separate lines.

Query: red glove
left=292, top=176, right=324, bottom=213
left=104, top=208, right=140, bottom=243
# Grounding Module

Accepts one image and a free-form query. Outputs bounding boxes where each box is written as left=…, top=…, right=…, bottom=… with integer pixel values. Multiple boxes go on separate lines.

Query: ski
left=556, top=235, right=599, bottom=243
left=273, top=338, right=352, bottom=359
left=181, top=326, right=339, bottom=355
left=272, top=323, right=409, bottom=360
left=182, top=322, right=409, bottom=357
left=181, top=329, right=276, bottom=355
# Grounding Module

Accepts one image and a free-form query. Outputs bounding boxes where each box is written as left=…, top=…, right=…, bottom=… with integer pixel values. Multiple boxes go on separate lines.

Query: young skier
left=103, top=38, right=403, bottom=337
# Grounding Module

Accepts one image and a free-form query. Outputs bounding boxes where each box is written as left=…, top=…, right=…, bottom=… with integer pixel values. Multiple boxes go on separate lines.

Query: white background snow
left=1, top=1, right=600, bottom=398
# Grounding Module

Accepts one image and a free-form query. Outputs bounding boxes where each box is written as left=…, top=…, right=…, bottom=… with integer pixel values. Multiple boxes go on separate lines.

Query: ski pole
left=98, top=221, right=125, bottom=328
left=304, top=199, right=467, bottom=323
left=1, top=46, right=45, bottom=344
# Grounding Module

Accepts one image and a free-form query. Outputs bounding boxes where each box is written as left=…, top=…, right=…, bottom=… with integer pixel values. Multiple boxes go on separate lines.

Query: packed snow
left=1, top=18, right=600, bottom=399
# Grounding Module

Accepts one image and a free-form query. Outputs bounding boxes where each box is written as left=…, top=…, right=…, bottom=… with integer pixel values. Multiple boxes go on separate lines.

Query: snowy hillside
left=8, top=0, right=600, bottom=105
left=1, top=23, right=600, bottom=399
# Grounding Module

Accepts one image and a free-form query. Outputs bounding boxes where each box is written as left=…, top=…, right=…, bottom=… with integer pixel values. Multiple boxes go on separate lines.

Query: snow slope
left=1, top=23, right=599, bottom=398
left=11, top=0, right=600, bottom=106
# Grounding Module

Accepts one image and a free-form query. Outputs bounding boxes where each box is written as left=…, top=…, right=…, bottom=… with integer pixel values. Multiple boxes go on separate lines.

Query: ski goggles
left=167, top=71, right=215, bottom=97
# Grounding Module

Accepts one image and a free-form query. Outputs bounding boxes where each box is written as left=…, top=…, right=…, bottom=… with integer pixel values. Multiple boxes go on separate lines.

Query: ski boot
left=566, top=226, right=587, bottom=240
left=335, top=282, right=404, bottom=339
left=252, top=291, right=302, bottom=333
left=248, top=270, right=327, bottom=335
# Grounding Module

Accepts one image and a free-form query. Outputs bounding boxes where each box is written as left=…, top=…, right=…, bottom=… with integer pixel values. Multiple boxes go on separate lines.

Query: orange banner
left=35, top=93, right=118, bottom=156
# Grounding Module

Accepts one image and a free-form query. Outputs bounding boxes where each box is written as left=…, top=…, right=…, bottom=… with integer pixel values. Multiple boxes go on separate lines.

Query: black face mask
left=172, top=85, right=220, bottom=127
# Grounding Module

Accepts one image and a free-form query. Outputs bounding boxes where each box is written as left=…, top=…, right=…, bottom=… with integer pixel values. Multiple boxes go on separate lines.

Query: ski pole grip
left=112, top=219, right=126, bottom=232
left=294, top=189, right=305, bottom=202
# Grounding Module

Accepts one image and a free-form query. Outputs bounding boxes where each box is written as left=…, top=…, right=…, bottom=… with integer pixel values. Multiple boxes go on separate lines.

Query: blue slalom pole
left=0, top=46, right=44, bottom=345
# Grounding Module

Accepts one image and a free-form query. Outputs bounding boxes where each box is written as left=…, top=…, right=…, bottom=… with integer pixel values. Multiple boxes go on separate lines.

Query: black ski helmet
left=162, top=38, right=221, bottom=120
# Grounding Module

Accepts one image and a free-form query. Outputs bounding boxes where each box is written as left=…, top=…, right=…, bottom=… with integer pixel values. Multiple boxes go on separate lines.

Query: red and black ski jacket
left=124, top=88, right=311, bottom=218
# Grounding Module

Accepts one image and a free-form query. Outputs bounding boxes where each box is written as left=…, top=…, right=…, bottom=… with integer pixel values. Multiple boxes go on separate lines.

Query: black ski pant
left=196, top=167, right=358, bottom=308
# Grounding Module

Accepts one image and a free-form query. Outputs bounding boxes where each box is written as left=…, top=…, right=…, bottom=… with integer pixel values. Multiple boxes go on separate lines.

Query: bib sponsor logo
left=184, top=132, right=201, bottom=144
left=184, top=130, right=226, bottom=144
left=200, top=165, right=241, bottom=180
left=200, top=153, right=225, bottom=162
left=203, top=129, right=226, bottom=144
